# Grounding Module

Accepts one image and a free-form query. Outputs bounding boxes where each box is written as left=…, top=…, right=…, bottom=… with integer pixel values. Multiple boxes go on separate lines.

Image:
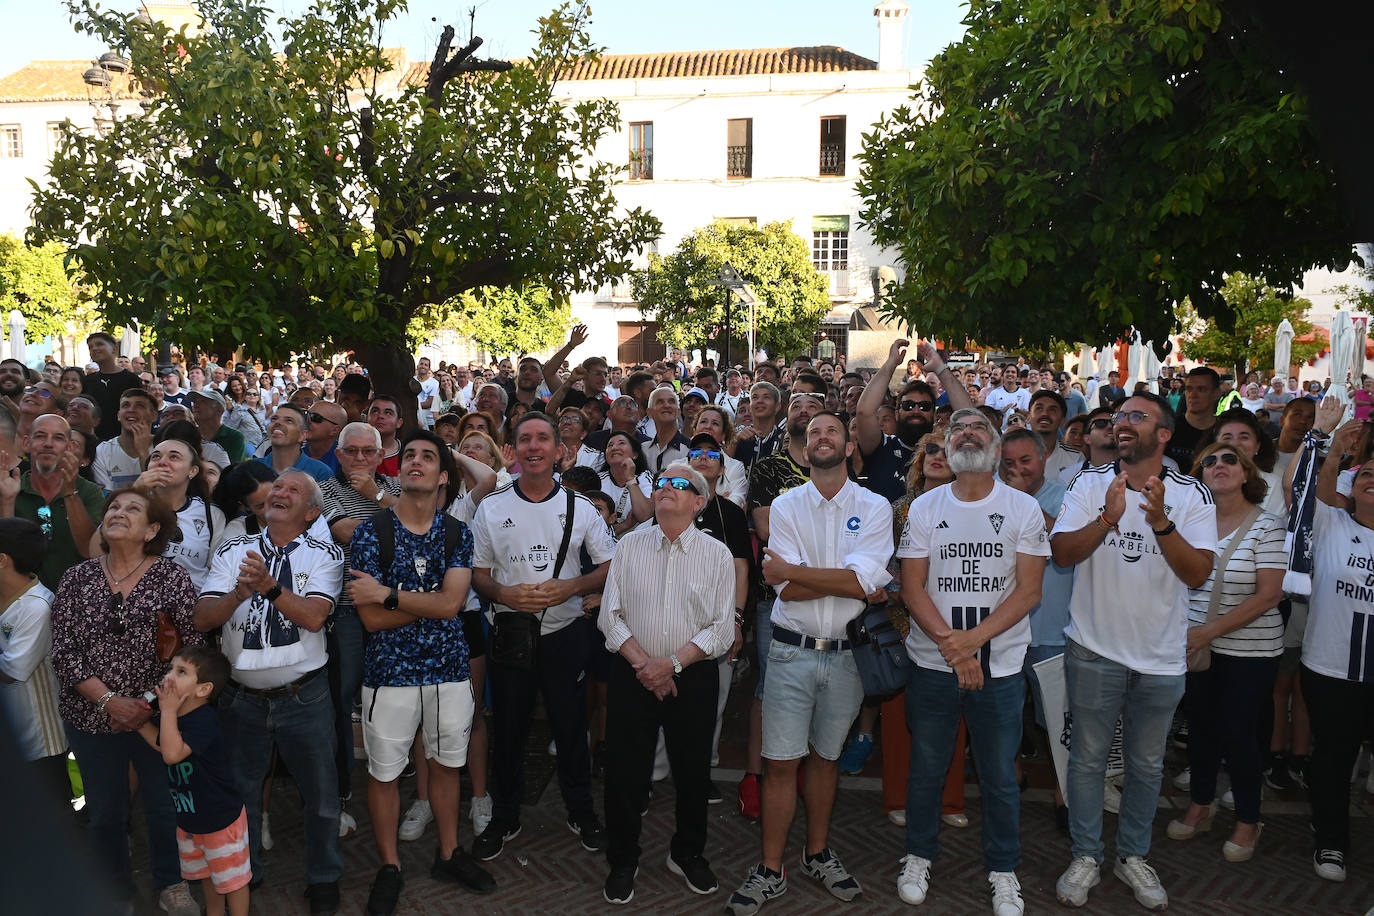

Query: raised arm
left=917, top=342, right=974, bottom=411
left=856, top=338, right=907, bottom=456
left=543, top=323, right=589, bottom=395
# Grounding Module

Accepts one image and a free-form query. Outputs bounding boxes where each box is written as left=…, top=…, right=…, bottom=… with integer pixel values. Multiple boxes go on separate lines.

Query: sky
left=2, top=0, right=969, bottom=77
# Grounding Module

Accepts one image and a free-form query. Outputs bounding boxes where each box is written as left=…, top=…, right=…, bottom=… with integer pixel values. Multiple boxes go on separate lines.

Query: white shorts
left=362, top=682, right=475, bottom=780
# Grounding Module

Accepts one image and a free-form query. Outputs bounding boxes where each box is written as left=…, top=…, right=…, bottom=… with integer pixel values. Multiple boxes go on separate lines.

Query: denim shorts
left=761, top=637, right=865, bottom=761
left=754, top=598, right=776, bottom=700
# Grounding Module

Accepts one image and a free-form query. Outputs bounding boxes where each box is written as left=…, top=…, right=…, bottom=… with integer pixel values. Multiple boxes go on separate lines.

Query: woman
left=223, top=375, right=266, bottom=450
left=1353, top=375, right=1374, bottom=423
left=59, top=367, right=85, bottom=402
left=50, top=489, right=202, bottom=912
left=134, top=434, right=226, bottom=593
left=212, top=461, right=277, bottom=538
left=435, top=372, right=457, bottom=416
left=556, top=407, right=601, bottom=473
left=1203, top=408, right=1279, bottom=504
left=1003, top=409, right=1029, bottom=431
left=1296, top=421, right=1374, bottom=881
left=257, top=371, right=281, bottom=411
left=1240, top=383, right=1266, bottom=413
left=597, top=430, right=654, bottom=537
left=1166, top=443, right=1285, bottom=861
left=70, top=427, right=98, bottom=483
left=455, top=431, right=512, bottom=503
left=691, top=405, right=747, bottom=508
left=243, top=384, right=267, bottom=427
left=458, top=411, right=496, bottom=443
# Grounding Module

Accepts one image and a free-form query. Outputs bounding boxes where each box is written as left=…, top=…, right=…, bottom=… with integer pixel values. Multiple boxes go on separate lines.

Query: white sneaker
left=887, top=809, right=907, bottom=827
left=338, top=807, right=357, bottom=838
left=471, top=794, right=493, bottom=835
left=1113, top=856, right=1168, bottom=911
left=1220, top=788, right=1235, bottom=809
left=1103, top=777, right=1122, bottom=814
left=398, top=798, right=433, bottom=842
left=897, top=854, right=931, bottom=905
left=548, top=739, right=557, bottom=755
left=988, top=871, right=1024, bottom=916
left=260, top=812, right=274, bottom=851
left=941, top=812, right=969, bottom=828
left=1172, top=768, right=1191, bottom=791
left=1055, top=856, right=1100, bottom=907
left=157, top=881, right=199, bottom=916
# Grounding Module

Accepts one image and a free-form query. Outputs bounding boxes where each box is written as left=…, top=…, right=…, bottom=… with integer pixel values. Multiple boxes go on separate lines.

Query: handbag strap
left=551, top=487, right=576, bottom=579
left=1205, top=504, right=1266, bottom=625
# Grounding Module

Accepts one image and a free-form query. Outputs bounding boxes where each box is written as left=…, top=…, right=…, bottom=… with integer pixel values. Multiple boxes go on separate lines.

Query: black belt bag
left=489, top=489, right=575, bottom=672
left=845, top=601, right=909, bottom=699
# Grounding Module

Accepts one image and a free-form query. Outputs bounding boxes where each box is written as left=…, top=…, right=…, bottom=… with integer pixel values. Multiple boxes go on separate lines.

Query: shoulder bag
left=1188, top=504, right=1265, bottom=672
left=490, top=488, right=576, bottom=671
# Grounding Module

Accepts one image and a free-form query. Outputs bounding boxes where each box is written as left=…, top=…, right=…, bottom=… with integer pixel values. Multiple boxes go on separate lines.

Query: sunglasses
left=1088, top=418, right=1112, bottom=431
left=899, top=400, right=935, bottom=413
left=922, top=442, right=945, bottom=456
left=1111, top=410, right=1152, bottom=426
left=653, top=476, right=699, bottom=494
left=1201, top=452, right=1241, bottom=469
left=688, top=448, right=723, bottom=462
left=107, top=593, right=127, bottom=637
left=306, top=411, right=338, bottom=426
left=35, top=505, right=53, bottom=540
left=23, top=386, right=54, bottom=399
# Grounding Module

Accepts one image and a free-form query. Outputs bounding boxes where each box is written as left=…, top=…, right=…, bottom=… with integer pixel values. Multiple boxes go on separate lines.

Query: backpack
left=372, top=508, right=464, bottom=578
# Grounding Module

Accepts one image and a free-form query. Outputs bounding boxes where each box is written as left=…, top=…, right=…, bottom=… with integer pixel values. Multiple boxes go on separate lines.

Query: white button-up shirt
left=768, top=478, right=894, bottom=640
left=598, top=523, right=735, bottom=660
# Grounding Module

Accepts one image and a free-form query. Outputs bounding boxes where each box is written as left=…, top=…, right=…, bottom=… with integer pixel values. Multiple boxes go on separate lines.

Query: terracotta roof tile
left=0, top=59, right=141, bottom=104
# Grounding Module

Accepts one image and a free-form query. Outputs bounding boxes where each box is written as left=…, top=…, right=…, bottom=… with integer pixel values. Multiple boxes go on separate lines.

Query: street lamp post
left=708, top=262, right=757, bottom=370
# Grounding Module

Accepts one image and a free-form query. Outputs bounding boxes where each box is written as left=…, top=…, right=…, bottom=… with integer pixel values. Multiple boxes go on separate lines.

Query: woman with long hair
left=597, top=430, right=654, bottom=537
left=132, top=435, right=226, bottom=593
left=59, top=367, right=85, bottom=401
left=223, top=375, right=266, bottom=451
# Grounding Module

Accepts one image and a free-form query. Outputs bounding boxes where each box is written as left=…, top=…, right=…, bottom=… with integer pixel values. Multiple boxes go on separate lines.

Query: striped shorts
left=177, top=806, right=251, bottom=894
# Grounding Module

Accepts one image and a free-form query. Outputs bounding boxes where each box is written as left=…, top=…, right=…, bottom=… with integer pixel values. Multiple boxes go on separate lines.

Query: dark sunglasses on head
left=899, top=400, right=934, bottom=413
left=922, top=442, right=945, bottom=456
left=653, top=476, right=699, bottom=494
left=306, top=411, right=338, bottom=426
left=1201, top=452, right=1240, bottom=469
left=1088, top=418, right=1112, bottom=431
left=688, top=448, right=723, bottom=462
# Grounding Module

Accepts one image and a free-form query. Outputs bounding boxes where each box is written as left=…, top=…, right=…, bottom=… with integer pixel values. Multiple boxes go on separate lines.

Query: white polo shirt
left=768, top=478, right=893, bottom=640
left=0, top=580, right=65, bottom=760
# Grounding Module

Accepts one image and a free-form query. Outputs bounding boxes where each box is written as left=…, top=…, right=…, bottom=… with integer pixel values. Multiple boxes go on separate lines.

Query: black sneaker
left=667, top=851, right=719, bottom=895
left=1264, top=752, right=1295, bottom=791
left=305, top=881, right=341, bottom=915
left=604, top=865, right=638, bottom=904
left=1314, top=849, right=1346, bottom=882
left=472, top=819, right=521, bottom=861
left=568, top=812, right=606, bottom=852
left=706, top=781, right=723, bottom=805
left=1172, top=722, right=1189, bottom=751
left=1290, top=754, right=1311, bottom=789
left=1019, top=732, right=1038, bottom=759
left=365, top=866, right=403, bottom=916
left=432, top=847, right=496, bottom=894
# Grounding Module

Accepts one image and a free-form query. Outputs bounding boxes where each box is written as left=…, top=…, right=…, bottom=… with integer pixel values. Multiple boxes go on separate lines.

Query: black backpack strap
left=372, top=507, right=396, bottom=575
left=442, top=515, right=463, bottom=560
left=551, top=487, right=576, bottom=579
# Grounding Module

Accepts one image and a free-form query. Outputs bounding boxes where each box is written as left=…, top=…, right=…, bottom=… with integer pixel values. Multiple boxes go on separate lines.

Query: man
left=349, top=431, right=496, bottom=912
left=1262, top=395, right=1316, bottom=515
left=130, top=355, right=146, bottom=375
left=1215, top=374, right=1243, bottom=414
left=585, top=396, right=648, bottom=455
left=337, top=373, right=372, bottom=424
left=414, top=357, right=440, bottom=429
left=210, top=366, right=228, bottom=392
left=1167, top=367, right=1221, bottom=468
left=0, top=358, right=28, bottom=415
left=65, top=395, right=101, bottom=437
left=190, top=389, right=247, bottom=463
left=160, top=368, right=190, bottom=407
left=195, top=472, right=344, bottom=913
left=1028, top=390, right=1082, bottom=481
left=257, top=405, right=333, bottom=482
left=1097, top=370, right=1126, bottom=408
left=618, top=371, right=656, bottom=437
left=511, top=357, right=549, bottom=413
left=718, top=369, right=746, bottom=418
left=895, top=411, right=1048, bottom=915
left=734, top=381, right=783, bottom=469
left=451, top=365, right=475, bottom=412
left=726, top=412, right=892, bottom=916
left=82, top=332, right=143, bottom=440
left=597, top=461, right=735, bottom=904
left=1049, top=393, right=1216, bottom=911
left=856, top=340, right=957, bottom=502
left=1060, top=407, right=1119, bottom=482
left=642, top=387, right=691, bottom=476
left=607, top=365, right=624, bottom=400
left=367, top=396, right=405, bottom=476
left=0, top=415, right=104, bottom=592
left=696, top=367, right=722, bottom=407
left=320, top=422, right=402, bottom=841
left=92, top=388, right=157, bottom=491
left=470, top=413, right=615, bottom=862
left=1263, top=376, right=1293, bottom=413
left=755, top=362, right=780, bottom=387
left=472, top=383, right=508, bottom=424
left=1056, top=372, right=1090, bottom=418
left=304, top=401, right=345, bottom=474
left=14, top=380, right=66, bottom=441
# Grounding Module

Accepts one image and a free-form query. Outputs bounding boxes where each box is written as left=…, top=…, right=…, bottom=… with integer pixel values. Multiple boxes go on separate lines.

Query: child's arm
left=157, top=704, right=192, bottom=765
left=135, top=720, right=160, bottom=750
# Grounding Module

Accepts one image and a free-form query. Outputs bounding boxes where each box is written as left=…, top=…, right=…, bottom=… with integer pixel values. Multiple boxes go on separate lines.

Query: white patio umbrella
left=7, top=310, right=25, bottom=363
left=120, top=325, right=140, bottom=358
left=1096, top=345, right=1114, bottom=382
left=1077, top=344, right=1095, bottom=380
left=1274, top=318, right=1294, bottom=382
left=1127, top=331, right=1143, bottom=392
left=1143, top=341, right=1161, bottom=394
left=1327, top=311, right=1355, bottom=418
left=1353, top=317, right=1369, bottom=383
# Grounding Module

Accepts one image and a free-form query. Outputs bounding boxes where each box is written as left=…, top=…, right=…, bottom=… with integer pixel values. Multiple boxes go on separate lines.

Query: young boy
left=138, top=647, right=249, bottom=916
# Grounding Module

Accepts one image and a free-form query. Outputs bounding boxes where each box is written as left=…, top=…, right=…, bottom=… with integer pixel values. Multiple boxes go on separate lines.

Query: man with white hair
left=895, top=409, right=1049, bottom=915
left=195, top=470, right=347, bottom=912
left=642, top=386, right=690, bottom=475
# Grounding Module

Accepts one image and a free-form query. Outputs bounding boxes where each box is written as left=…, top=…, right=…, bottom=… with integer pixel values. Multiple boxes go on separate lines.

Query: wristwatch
left=670, top=653, right=683, bottom=676
left=263, top=584, right=282, bottom=603
left=384, top=587, right=400, bottom=611
left=373, top=488, right=385, bottom=502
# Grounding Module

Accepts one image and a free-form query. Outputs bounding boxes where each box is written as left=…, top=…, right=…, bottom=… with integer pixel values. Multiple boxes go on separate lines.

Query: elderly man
left=190, top=388, right=247, bottom=463
left=896, top=411, right=1048, bottom=915
left=257, top=405, right=333, bottom=482
left=195, top=470, right=347, bottom=914
left=642, top=387, right=691, bottom=476
left=599, top=461, right=735, bottom=904
left=473, top=383, right=508, bottom=424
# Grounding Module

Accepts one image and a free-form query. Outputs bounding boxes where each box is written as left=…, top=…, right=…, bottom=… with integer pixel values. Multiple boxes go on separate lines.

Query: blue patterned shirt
left=352, top=510, right=473, bottom=687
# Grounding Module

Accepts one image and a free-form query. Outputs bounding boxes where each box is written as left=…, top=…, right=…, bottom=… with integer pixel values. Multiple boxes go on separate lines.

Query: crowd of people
left=0, top=327, right=1371, bottom=916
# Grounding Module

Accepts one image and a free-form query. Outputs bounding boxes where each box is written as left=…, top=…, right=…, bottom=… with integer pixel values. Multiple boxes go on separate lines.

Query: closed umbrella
left=1143, top=341, right=1161, bottom=394
left=1078, top=345, right=1095, bottom=381
left=1274, top=318, right=1294, bottom=382
left=1327, top=311, right=1355, bottom=419
left=1127, top=331, right=1143, bottom=392
left=1353, top=316, right=1369, bottom=383
left=1096, top=345, right=1114, bottom=382
left=120, top=325, right=139, bottom=358
left=7, top=310, right=25, bottom=363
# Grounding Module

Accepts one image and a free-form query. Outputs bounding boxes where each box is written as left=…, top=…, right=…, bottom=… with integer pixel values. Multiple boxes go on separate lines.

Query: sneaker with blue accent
left=801, top=847, right=862, bottom=902
left=838, top=733, right=875, bottom=775
left=725, top=864, right=786, bottom=915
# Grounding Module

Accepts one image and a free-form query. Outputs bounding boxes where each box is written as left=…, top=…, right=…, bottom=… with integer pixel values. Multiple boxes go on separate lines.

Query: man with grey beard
left=894, top=408, right=1048, bottom=915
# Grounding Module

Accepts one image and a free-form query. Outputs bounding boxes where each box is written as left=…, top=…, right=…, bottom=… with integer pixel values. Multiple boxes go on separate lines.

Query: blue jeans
left=220, top=670, right=342, bottom=885
left=65, top=724, right=182, bottom=895
left=327, top=610, right=367, bottom=794
left=1064, top=640, right=1184, bottom=862
left=904, top=665, right=1024, bottom=872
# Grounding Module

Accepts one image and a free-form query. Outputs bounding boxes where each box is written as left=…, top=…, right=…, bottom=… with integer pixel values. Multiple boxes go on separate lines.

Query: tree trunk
left=352, top=339, right=420, bottom=432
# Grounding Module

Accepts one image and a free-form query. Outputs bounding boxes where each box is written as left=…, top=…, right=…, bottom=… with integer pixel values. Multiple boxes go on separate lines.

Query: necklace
left=105, top=554, right=150, bottom=588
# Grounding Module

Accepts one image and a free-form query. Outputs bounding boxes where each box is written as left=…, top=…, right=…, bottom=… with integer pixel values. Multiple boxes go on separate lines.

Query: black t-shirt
left=165, top=705, right=244, bottom=835
left=862, top=433, right=915, bottom=502
left=1165, top=414, right=1210, bottom=471
left=694, top=494, right=751, bottom=561
left=746, top=452, right=809, bottom=597
left=83, top=369, right=143, bottom=440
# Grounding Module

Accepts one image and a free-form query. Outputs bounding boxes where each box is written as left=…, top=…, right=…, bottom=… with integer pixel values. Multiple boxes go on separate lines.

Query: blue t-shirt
left=352, top=509, right=473, bottom=687
left=1028, top=479, right=1073, bottom=648
left=862, top=433, right=915, bottom=503
left=166, top=705, right=243, bottom=835
left=253, top=451, right=334, bottom=482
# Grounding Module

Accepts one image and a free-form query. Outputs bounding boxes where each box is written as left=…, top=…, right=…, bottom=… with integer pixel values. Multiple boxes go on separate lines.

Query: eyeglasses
left=338, top=446, right=379, bottom=458
left=23, top=386, right=53, bottom=399
left=899, top=400, right=934, bottom=413
left=306, top=411, right=339, bottom=426
left=107, top=593, right=127, bottom=637
left=35, top=505, right=52, bottom=540
left=922, top=442, right=945, bottom=456
left=1201, top=452, right=1241, bottom=469
left=653, top=476, right=699, bottom=494
left=949, top=421, right=992, bottom=436
left=1088, top=418, right=1113, bottom=431
left=688, top=448, right=723, bottom=462
left=1111, top=410, right=1152, bottom=426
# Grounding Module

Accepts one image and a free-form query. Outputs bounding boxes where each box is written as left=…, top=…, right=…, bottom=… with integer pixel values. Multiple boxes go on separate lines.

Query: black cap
left=689, top=433, right=722, bottom=453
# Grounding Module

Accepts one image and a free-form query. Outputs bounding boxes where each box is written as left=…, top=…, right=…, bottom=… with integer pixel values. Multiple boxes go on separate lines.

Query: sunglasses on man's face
left=653, top=476, right=699, bottom=494
left=1201, top=452, right=1240, bottom=469
left=1088, top=418, right=1112, bottom=431
left=688, top=448, right=722, bottom=462
left=305, top=411, right=338, bottom=426
left=899, top=400, right=934, bottom=413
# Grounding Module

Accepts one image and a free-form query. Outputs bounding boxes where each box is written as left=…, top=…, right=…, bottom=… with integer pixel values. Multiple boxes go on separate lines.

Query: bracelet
left=95, top=690, right=115, bottom=711
left=1095, top=512, right=1119, bottom=533
left=1152, top=521, right=1177, bottom=537
left=60, top=491, right=78, bottom=500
